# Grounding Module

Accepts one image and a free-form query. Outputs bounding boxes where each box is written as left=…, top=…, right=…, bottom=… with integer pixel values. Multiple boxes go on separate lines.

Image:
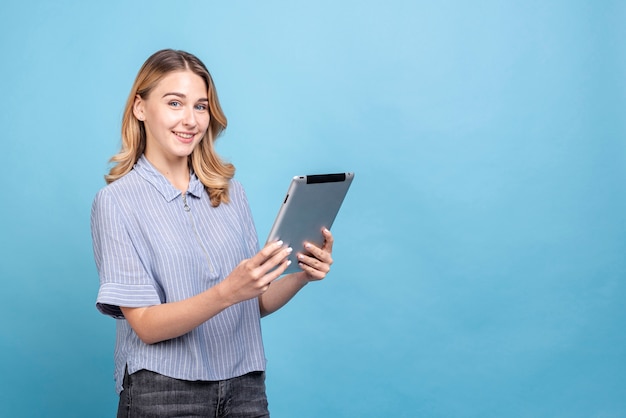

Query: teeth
left=175, top=132, right=193, bottom=139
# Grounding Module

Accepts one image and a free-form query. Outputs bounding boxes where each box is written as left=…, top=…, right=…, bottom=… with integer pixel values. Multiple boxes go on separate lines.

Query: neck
left=144, top=153, right=190, bottom=193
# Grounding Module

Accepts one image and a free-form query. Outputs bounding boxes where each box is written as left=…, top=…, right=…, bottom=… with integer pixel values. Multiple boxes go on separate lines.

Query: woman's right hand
left=217, top=240, right=292, bottom=305
left=120, top=241, right=291, bottom=345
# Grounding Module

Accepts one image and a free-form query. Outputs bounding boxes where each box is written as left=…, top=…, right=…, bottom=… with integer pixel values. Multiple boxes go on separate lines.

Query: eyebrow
left=162, top=92, right=209, bottom=102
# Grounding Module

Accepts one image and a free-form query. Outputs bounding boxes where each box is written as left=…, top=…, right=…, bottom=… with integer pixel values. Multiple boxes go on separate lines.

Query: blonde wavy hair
left=106, top=49, right=234, bottom=207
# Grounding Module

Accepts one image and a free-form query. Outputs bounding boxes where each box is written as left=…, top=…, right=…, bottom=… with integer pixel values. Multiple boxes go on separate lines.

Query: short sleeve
left=91, top=188, right=162, bottom=318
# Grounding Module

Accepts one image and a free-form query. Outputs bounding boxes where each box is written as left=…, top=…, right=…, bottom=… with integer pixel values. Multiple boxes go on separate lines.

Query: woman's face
left=134, top=70, right=210, bottom=166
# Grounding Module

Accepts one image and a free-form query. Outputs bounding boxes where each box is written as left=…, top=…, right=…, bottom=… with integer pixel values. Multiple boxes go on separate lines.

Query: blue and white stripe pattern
left=91, top=155, right=265, bottom=394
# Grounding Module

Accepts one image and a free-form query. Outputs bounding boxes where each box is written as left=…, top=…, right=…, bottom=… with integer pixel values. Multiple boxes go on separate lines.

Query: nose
left=182, top=107, right=197, bottom=127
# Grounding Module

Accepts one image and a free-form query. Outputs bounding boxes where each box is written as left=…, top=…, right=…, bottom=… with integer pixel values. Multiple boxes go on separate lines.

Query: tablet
left=266, top=172, right=354, bottom=274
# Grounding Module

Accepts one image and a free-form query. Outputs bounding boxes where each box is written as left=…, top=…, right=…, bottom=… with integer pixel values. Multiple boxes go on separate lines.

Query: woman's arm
left=121, top=286, right=230, bottom=345
left=258, top=228, right=334, bottom=317
left=122, top=240, right=292, bottom=344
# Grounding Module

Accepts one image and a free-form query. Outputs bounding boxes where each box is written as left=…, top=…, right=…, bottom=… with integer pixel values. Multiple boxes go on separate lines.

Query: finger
left=297, top=252, right=331, bottom=274
left=302, top=242, right=332, bottom=265
left=297, top=259, right=328, bottom=280
left=253, top=240, right=287, bottom=266
left=321, top=228, right=334, bottom=252
left=259, top=258, right=292, bottom=290
left=258, top=246, right=293, bottom=276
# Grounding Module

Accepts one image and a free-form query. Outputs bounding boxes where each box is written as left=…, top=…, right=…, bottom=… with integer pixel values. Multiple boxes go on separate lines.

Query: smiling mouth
left=173, top=131, right=194, bottom=139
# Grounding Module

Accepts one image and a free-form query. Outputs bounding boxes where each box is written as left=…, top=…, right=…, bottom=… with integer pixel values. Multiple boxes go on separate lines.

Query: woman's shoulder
left=93, top=170, right=142, bottom=204
left=226, top=178, right=253, bottom=210
left=229, top=177, right=244, bottom=193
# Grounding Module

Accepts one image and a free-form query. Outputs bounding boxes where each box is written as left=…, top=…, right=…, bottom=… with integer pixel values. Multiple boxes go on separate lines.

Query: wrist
left=213, top=281, right=235, bottom=308
left=289, top=271, right=311, bottom=287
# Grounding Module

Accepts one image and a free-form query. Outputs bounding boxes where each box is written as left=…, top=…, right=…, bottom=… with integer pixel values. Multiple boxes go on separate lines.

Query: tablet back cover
left=267, top=172, right=354, bottom=273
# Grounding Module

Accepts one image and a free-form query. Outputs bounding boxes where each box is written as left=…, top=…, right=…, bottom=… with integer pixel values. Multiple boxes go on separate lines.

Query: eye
left=168, top=100, right=182, bottom=108
left=195, top=103, right=208, bottom=111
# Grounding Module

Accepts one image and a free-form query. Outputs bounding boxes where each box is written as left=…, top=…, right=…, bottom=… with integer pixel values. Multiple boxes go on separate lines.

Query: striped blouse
left=91, top=155, right=265, bottom=394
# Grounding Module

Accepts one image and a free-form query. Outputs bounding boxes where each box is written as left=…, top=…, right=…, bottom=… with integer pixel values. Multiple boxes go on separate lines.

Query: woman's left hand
left=297, top=228, right=334, bottom=281
left=258, top=228, right=335, bottom=317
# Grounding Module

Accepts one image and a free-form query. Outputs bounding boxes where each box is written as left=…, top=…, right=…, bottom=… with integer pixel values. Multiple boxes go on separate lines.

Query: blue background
left=1, top=1, right=625, bottom=417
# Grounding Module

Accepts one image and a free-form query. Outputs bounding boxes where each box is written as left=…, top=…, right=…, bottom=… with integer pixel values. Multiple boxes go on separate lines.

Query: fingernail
left=286, top=247, right=293, bottom=253
left=276, top=240, right=283, bottom=246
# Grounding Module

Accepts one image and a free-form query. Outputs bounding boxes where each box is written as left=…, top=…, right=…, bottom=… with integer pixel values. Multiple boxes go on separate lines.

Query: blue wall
left=1, top=1, right=624, bottom=417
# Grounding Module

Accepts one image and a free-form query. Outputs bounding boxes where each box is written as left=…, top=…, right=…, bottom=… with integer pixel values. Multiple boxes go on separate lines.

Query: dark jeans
left=117, top=369, right=269, bottom=418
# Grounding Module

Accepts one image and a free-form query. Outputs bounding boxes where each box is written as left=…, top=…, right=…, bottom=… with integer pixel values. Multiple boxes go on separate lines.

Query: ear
left=133, top=94, right=145, bottom=121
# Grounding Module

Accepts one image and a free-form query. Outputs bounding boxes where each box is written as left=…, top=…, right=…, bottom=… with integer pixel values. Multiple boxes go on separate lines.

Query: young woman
left=91, top=49, right=334, bottom=417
